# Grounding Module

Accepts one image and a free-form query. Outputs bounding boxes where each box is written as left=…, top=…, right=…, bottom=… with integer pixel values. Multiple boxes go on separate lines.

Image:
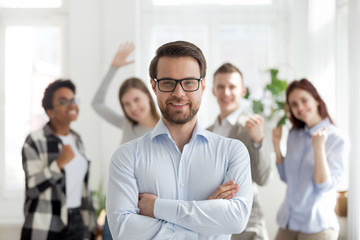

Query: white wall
left=68, top=0, right=103, bottom=189
left=69, top=0, right=138, bottom=191
left=348, top=0, right=360, bottom=238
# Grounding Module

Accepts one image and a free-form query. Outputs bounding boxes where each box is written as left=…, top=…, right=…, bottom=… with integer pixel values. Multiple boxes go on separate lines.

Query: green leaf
left=266, top=78, right=287, bottom=96
left=277, top=115, right=287, bottom=127
left=244, top=87, right=250, bottom=99
left=275, top=100, right=285, bottom=110
left=252, top=100, right=264, bottom=114
left=269, top=68, right=279, bottom=81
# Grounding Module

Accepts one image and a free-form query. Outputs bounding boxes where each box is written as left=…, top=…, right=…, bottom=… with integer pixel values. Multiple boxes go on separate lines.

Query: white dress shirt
left=106, top=119, right=253, bottom=240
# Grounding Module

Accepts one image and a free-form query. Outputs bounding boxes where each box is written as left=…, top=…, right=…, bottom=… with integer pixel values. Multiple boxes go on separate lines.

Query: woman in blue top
left=272, top=79, right=350, bottom=240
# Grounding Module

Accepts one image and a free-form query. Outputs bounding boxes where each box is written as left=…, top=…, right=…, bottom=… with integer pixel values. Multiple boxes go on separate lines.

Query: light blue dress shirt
left=277, top=118, right=350, bottom=233
left=107, top=119, right=253, bottom=240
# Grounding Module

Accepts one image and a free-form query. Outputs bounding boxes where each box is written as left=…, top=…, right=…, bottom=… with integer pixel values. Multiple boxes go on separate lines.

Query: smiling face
left=46, top=87, right=79, bottom=126
left=212, top=72, right=246, bottom=119
left=288, top=88, right=322, bottom=127
left=151, top=56, right=205, bottom=125
left=121, top=88, right=152, bottom=124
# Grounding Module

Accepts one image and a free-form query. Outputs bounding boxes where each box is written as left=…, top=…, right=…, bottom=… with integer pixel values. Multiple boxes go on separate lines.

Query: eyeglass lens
left=158, top=79, right=199, bottom=92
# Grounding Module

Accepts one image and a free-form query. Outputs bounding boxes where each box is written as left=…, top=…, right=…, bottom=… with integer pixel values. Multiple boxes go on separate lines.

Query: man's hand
left=138, top=193, right=157, bottom=218
left=245, top=114, right=264, bottom=145
left=208, top=180, right=239, bottom=200
left=56, top=145, right=74, bottom=169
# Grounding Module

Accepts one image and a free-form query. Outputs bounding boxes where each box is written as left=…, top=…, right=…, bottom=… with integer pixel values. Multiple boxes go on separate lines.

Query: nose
left=128, top=103, right=138, bottom=112
left=171, top=81, right=186, bottom=97
left=224, top=87, right=231, bottom=96
left=68, top=102, right=76, bottom=108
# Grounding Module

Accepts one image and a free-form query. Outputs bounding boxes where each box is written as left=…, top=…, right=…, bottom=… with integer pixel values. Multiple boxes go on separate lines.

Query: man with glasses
left=106, top=41, right=253, bottom=239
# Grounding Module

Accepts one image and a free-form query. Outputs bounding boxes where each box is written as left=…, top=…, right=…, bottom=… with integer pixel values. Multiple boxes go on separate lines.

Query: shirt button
left=180, top=183, right=184, bottom=187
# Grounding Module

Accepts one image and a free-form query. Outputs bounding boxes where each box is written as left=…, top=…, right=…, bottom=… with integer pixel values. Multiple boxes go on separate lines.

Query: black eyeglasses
left=153, top=77, right=203, bottom=92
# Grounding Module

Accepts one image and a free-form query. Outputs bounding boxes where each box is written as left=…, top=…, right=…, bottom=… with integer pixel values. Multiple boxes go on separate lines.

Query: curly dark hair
left=42, top=79, right=76, bottom=111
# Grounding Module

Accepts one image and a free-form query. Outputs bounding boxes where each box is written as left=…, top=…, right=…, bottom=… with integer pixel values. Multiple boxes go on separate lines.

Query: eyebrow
left=58, top=97, right=74, bottom=99
left=157, top=76, right=200, bottom=80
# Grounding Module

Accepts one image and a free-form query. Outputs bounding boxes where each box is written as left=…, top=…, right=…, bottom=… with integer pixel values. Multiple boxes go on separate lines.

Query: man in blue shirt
left=106, top=40, right=253, bottom=239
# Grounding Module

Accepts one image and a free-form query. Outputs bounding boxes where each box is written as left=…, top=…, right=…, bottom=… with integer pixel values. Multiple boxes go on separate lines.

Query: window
left=0, top=1, right=67, bottom=203
left=4, top=26, right=62, bottom=192
left=0, top=0, right=61, bottom=8
left=152, top=0, right=273, bottom=6
left=140, top=1, right=285, bottom=127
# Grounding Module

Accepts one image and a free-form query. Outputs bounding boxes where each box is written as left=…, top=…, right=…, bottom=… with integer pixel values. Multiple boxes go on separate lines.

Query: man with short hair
left=208, top=63, right=272, bottom=240
left=106, top=41, right=253, bottom=239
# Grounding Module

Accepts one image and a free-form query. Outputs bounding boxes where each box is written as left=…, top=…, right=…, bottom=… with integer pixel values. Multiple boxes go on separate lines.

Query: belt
left=68, top=207, right=81, bottom=215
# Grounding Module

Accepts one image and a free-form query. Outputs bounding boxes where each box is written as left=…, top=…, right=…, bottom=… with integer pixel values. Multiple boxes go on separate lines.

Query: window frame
left=138, top=0, right=288, bottom=127
left=0, top=1, right=68, bottom=224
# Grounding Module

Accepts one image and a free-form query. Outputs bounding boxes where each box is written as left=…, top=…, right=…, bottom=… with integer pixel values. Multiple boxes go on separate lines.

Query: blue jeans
left=103, top=216, right=113, bottom=240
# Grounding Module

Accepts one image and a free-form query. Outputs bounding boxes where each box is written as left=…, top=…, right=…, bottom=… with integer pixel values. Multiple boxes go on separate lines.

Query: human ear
left=150, top=78, right=156, bottom=93
left=46, top=109, right=54, bottom=119
left=241, top=85, right=247, bottom=97
left=201, top=77, right=206, bottom=91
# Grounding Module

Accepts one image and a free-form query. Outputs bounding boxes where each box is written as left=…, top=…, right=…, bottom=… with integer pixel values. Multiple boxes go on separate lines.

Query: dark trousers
left=63, top=207, right=85, bottom=240
left=103, top=216, right=113, bottom=240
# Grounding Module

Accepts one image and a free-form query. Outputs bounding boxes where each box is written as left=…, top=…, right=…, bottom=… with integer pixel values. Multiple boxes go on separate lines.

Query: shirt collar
left=43, top=121, right=79, bottom=140
left=151, top=118, right=209, bottom=143
left=304, top=118, right=331, bottom=135
left=218, top=108, right=243, bottom=127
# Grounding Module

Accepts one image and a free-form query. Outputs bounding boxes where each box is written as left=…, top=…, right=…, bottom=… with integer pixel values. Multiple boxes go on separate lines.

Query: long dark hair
left=286, top=78, right=333, bottom=128
left=119, top=77, right=160, bottom=125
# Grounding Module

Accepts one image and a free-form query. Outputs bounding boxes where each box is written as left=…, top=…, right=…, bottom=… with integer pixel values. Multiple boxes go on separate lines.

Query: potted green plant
left=91, top=180, right=106, bottom=228
left=246, top=68, right=288, bottom=127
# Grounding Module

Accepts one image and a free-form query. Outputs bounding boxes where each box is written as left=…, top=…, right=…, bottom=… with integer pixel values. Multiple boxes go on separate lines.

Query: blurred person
left=106, top=41, right=253, bottom=239
left=92, top=42, right=160, bottom=145
left=92, top=42, right=160, bottom=240
left=272, top=79, right=350, bottom=240
left=21, top=79, right=96, bottom=240
left=208, top=62, right=272, bottom=240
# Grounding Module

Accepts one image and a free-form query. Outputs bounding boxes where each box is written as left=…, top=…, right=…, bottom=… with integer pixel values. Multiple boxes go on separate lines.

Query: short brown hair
left=119, top=77, right=160, bottom=125
left=149, top=41, right=207, bottom=79
left=213, top=63, right=243, bottom=84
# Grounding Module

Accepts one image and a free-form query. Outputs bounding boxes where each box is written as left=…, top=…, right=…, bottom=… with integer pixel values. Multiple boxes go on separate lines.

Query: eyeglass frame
left=54, top=97, right=79, bottom=107
left=153, top=77, right=203, bottom=92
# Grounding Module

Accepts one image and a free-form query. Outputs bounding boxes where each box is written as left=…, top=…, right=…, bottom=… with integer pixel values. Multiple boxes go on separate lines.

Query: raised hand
left=208, top=180, right=239, bottom=200
left=111, top=42, right=135, bottom=68
left=245, top=114, right=264, bottom=145
left=56, top=144, right=74, bottom=169
left=312, top=127, right=328, bottom=148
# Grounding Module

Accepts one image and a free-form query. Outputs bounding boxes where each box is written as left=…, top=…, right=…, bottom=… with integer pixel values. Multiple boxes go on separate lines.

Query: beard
left=159, top=97, right=200, bottom=124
